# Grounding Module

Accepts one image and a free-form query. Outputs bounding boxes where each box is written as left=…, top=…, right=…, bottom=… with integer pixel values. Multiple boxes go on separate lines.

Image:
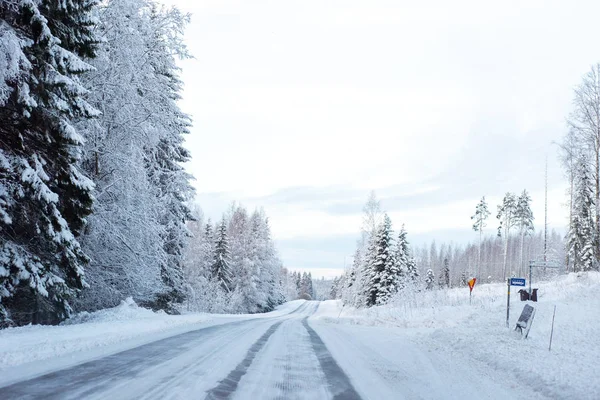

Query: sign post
left=528, top=260, right=560, bottom=296
left=468, top=278, right=476, bottom=305
left=507, top=278, right=526, bottom=327
left=506, top=278, right=510, bottom=327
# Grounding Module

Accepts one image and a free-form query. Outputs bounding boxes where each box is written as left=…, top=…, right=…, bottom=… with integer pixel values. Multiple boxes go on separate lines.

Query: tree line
left=183, top=203, right=323, bottom=314
left=183, top=204, right=288, bottom=314
left=0, top=0, right=292, bottom=328
left=332, top=190, right=565, bottom=308
left=560, top=64, right=600, bottom=273
left=0, top=0, right=195, bottom=327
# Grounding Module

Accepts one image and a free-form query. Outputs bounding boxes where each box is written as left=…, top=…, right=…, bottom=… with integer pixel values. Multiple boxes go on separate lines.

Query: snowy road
left=0, top=301, right=539, bottom=400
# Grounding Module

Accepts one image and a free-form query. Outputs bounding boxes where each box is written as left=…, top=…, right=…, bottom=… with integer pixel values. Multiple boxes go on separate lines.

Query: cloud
left=162, top=0, right=594, bottom=274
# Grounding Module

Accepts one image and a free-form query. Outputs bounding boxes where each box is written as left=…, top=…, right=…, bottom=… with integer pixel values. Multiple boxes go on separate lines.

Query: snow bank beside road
left=0, top=299, right=305, bottom=386
left=0, top=298, right=211, bottom=373
left=313, top=272, right=600, bottom=399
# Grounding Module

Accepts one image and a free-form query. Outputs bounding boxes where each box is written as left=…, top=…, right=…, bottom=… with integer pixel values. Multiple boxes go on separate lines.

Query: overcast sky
left=161, top=0, right=600, bottom=278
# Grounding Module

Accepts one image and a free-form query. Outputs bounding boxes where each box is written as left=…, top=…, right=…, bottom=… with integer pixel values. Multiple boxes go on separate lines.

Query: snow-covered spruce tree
left=366, top=214, right=399, bottom=306
left=248, top=209, right=285, bottom=311
left=425, top=269, right=435, bottom=290
left=568, top=156, right=596, bottom=272
left=471, top=196, right=490, bottom=277
left=212, top=218, right=232, bottom=292
left=460, top=270, right=468, bottom=286
left=0, top=0, right=99, bottom=326
left=515, top=190, right=534, bottom=275
left=566, top=64, right=600, bottom=261
left=440, top=257, right=450, bottom=288
left=340, top=246, right=365, bottom=307
left=362, top=230, right=378, bottom=307
left=497, top=192, right=517, bottom=278
left=228, top=205, right=267, bottom=313
left=396, top=225, right=418, bottom=287
left=299, top=272, right=310, bottom=299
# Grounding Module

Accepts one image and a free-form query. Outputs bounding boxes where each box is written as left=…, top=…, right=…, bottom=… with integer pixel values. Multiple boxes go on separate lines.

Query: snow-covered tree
left=497, top=192, right=518, bottom=278
left=568, top=156, right=596, bottom=272
left=441, top=258, right=450, bottom=288
left=460, top=270, right=468, bottom=286
left=362, top=190, right=382, bottom=232
left=212, top=218, right=232, bottom=292
left=365, top=214, right=399, bottom=306
left=567, top=64, right=600, bottom=258
left=73, top=0, right=193, bottom=312
left=471, top=196, right=490, bottom=277
left=515, top=190, right=534, bottom=275
left=396, top=225, right=418, bottom=288
left=1, top=0, right=99, bottom=326
left=425, top=269, right=435, bottom=290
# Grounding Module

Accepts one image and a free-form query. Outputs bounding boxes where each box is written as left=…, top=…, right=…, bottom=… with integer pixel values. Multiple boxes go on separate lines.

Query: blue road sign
left=510, top=278, right=526, bottom=287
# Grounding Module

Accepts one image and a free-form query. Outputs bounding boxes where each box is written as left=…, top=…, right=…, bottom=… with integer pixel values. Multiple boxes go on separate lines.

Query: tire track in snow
left=0, top=302, right=309, bottom=400
left=302, top=317, right=362, bottom=400
left=204, top=321, right=284, bottom=400
left=232, top=303, right=329, bottom=400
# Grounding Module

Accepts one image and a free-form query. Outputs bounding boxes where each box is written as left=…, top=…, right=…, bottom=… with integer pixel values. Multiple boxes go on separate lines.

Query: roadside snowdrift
left=313, top=272, right=600, bottom=399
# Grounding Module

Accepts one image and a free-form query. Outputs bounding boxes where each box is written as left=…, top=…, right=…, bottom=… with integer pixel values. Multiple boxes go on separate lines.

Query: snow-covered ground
left=0, top=274, right=598, bottom=399
left=312, top=272, right=600, bottom=399
left=0, top=298, right=305, bottom=387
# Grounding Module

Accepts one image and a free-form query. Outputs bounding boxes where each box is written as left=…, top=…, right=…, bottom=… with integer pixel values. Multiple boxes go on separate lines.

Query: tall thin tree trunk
left=503, top=231, right=508, bottom=278
left=594, top=144, right=600, bottom=257
left=478, top=228, right=482, bottom=278
left=568, top=169, right=573, bottom=272
left=595, top=65, right=600, bottom=263
left=520, top=231, right=525, bottom=277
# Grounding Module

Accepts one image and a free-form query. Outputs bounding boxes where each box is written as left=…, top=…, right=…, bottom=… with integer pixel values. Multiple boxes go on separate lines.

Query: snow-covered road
left=0, top=301, right=540, bottom=400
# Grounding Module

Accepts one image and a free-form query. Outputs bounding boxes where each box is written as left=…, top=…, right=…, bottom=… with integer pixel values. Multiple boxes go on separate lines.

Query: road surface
left=0, top=301, right=539, bottom=399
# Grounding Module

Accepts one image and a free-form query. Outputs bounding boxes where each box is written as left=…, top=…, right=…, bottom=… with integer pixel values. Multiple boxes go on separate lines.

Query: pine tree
left=212, top=218, right=232, bottom=292
left=363, top=233, right=379, bottom=307
left=143, top=4, right=194, bottom=312
left=367, top=214, right=399, bottom=306
left=425, top=269, right=435, bottom=290
left=471, top=196, right=490, bottom=278
left=395, top=224, right=419, bottom=291
left=343, top=247, right=365, bottom=307
left=497, top=192, right=518, bottom=278
left=442, top=258, right=450, bottom=288
left=568, top=157, right=596, bottom=272
left=515, top=190, right=534, bottom=276
left=460, top=270, right=468, bottom=286
left=1, top=0, right=99, bottom=326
